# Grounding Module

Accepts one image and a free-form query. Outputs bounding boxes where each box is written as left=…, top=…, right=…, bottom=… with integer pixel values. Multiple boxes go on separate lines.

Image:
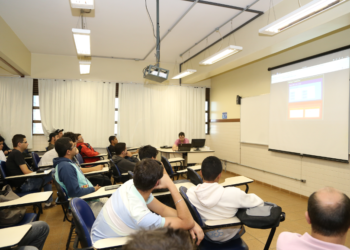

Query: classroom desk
left=93, top=237, right=129, bottom=249
left=127, top=147, right=139, bottom=151
left=79, top=185, right=122, bottom=200
left=158, top=148, right=214, bottom=165
left=5, top=169, right=52, bottom=180
left=0, top=191, right=53, bottom=220
left=221, top=176, right=254, bottom=193
left=0, top=224, right=32, bottom=249
left=83, top=166, right=109, bottom=176
left=80, top=159, right=109, bottom=167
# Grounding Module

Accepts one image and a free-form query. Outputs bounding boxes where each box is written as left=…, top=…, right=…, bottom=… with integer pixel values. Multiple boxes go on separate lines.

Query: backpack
left=0, top=185, right=26, bottom=227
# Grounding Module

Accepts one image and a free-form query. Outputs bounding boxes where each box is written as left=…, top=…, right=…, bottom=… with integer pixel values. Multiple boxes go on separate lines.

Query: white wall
left=208, top=122, right=350, bottom=197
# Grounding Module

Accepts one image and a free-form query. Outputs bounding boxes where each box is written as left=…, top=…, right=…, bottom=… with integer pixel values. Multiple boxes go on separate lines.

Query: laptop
left=178, top=144, right=192, bottom=151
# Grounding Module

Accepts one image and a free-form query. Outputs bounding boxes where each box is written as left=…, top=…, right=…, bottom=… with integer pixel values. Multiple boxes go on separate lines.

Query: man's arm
left=147, top=198, right=178, bottom=217
left=81, top=145, right=99, bottom=157
left=19, top=164, right=33, bottom=174
left=80, top=165, right=103, bottom=173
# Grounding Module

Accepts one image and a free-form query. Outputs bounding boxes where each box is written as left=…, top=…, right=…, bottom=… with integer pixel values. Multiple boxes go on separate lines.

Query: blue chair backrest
left=128, top=171, right=134, bottom=178
left=187, top=168, right=203, bottom=185
left=76, top=153, right=84, bottom=164
left=70, top=198, right=95, bottom=248
left=161, top=156, right=174, bottom=175
left=109, top=159, right=121, bottom=177
left=179, top=186, right=204, bottom=227
left=0, top=161, right=7, bottom=179
left=45, top=147, right=49, bottom=151
left=31, top=152, right=40, bottom=171
left=106, top=147, right=112, bottom=158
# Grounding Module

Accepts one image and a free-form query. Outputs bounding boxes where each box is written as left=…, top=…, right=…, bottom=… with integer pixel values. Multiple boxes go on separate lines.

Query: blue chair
left=106, top=147, right=113, bottom=159
left=31, top=152, right=41, bottom=171
left=109, top=159, right=129, bottom=184
left=161, top=156, right=191, bottom=184
left=75, top=153, right=84, bottom=165
left=70, top=198, right=95, bottom=249
left=187, top=168, right=203, bottom=185
left=179, top=186, right=248, bottom=250
left=45, top=147, right=49, bottom=151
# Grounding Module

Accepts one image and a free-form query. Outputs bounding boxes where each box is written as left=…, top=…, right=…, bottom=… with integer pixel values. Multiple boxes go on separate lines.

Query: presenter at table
left=172, top=132, right=190, bottom=151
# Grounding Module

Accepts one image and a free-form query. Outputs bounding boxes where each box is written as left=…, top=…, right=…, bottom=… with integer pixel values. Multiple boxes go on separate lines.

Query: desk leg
left=245, top=184, right=249, bottom=193
left=264, top=227, right=276, bottom=250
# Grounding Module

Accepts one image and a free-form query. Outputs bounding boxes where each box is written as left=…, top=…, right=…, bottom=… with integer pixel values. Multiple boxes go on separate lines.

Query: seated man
left=76, top=133, right=101, bottom=163
left=111, top=142, right=139, bottom=174
left=277, top=187, right=350, bottom=250
left=53, top=137, right=108, bottom=217
left=5, top=134, right=55, bottom=208
left=107, top=135, right=118, bottom=159
left=123, top=228, right=192, bottom=250
left=47, top=132, right=58, bottom=151
left=138, top=145, right=158, bottom=160
left=187, top=156, right=263, bottom=242
left=91, top=159, right=204, bottom=245
left=0, top=136, right=6, bottom=161
left=172, top=132, right=190, bottom=151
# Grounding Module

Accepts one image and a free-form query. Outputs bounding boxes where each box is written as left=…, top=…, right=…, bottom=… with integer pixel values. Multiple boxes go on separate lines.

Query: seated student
left=53, top=137, right=108, bottom=217
left=91, top=159, right=204, bottom=244
left=123, top=227, right=192, bottom=250
left=107, top=135, right=118, bottom=159
left=13, top=221, right=50, bottom=250
left=47, top=132, right=58, bottom=151
left=187, top=156, right=263, bottom=242
left=5, top=134, right=55, bottom=208
left=138, top=145, right=158, bottom=160
left=76, top=133, right=101, bottom=164
left=0, top=134, right=12, bottom=156
left=111, top=142, right=139, bottom=174
left=55, top=129, right=64, bottom=139
left=277, top=187, right=350, bottom=250
left=172, top=132, right=190, bottom=151
left=0, top=136, right=6, bottom=162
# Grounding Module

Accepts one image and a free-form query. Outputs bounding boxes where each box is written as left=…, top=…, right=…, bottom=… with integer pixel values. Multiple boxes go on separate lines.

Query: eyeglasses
left=22, top=141, right=28, bottom=144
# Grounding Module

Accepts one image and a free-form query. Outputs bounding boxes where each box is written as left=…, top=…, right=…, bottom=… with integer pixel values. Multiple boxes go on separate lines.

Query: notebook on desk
left=178, top=144, right=192, bottom=151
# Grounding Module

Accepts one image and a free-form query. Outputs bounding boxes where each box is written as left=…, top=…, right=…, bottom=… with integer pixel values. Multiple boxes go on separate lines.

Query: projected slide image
left=288, top=78, right=323, bottom=119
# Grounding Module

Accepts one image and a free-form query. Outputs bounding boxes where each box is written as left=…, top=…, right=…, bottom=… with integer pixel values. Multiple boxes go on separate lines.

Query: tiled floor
left=34, top=170, right=350, bottom=250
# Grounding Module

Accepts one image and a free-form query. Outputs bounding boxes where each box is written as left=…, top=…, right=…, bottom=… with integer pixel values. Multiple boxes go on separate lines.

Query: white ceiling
left=0, top=0, right=283, bottom=63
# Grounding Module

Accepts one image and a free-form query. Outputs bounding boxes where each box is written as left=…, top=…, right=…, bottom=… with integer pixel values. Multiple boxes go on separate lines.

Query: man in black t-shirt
left=6, top=134, right=55, bottom=208
left=107, top=135, right=118, bottom=159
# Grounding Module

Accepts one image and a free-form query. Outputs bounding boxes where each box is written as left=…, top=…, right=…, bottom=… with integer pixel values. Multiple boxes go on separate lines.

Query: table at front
left=157, top=148, right=215, bottom=166
left=0, top=225, right=32, bottom=249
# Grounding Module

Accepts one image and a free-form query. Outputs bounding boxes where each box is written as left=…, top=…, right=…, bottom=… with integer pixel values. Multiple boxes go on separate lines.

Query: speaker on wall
left=236, top=95, right=242, bottom=105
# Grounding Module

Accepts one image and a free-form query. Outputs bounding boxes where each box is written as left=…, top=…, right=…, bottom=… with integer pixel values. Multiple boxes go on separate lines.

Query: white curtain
left=0, top=77, right=33, bottom=148
left=39, top=79, right=115, bottom=147
left=118, top=83, right=205, bottom=147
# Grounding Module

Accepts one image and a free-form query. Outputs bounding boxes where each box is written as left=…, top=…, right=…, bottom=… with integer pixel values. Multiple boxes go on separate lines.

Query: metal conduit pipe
left=91, top=0, right=199, bottom=61
left=180, top=0, right=260, bottom=57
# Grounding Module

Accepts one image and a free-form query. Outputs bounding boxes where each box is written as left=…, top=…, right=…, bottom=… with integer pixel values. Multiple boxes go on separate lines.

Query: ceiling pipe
left=91, top=0, right=199, bottom=61
left=180, top=0, right=260, bottom=57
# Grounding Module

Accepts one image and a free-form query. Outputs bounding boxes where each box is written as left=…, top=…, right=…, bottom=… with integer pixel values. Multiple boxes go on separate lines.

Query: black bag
left=0, top=185, right=26, bottom=227
left=236, top=202, right=283, bottom=229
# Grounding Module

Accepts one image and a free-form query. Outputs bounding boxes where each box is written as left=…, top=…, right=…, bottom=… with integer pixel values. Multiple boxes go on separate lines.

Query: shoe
left=44, top=202, right=56, bottom=209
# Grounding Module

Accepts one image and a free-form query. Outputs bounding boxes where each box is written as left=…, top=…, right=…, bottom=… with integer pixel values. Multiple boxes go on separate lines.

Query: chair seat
left=168, top=157, right=184, bottom=163
left=0, top=213, right=38, bottom=228
left=200, top=237, right=248, bottom=250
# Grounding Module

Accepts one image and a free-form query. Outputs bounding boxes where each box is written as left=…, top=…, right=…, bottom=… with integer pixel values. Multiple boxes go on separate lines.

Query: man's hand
left=155, top=171, right=173, bottom=190
left=189, top=222, right=204, bottom=246
left=97, top=165, right=103, bottom=170
left=94, top=185, right=101, bottom=191
left=4, top=151, right=8, bottom=155
left=126, top=151, right=133, bottom=157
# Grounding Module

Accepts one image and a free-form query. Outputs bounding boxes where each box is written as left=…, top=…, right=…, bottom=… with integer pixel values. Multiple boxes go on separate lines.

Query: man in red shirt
left=76, top=133, right=102, bottom=164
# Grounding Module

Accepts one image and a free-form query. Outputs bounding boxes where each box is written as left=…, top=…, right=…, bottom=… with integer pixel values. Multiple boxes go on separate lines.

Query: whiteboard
left=241, top=94, right=270, bottom=145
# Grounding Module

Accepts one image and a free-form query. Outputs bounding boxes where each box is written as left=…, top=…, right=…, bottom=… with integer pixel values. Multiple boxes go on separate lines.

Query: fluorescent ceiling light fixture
left=199, top=45, right=243, bottom=65
left=259, top=0, right=346, bottom=35
left=172, top=69, right=197, bottom=79
left=79, top=61, right=91, bottom=74
left=70, top=0, right=94, bottom=9
left=72, top=28, right=91, bottom=56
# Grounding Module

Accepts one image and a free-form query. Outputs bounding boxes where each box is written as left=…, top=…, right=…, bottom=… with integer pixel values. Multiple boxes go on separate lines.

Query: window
left=205, top=88, right=210, bottom=135
left=33, top=80, right=44, bottom=135
left=115, top=83, right=119, bottom=135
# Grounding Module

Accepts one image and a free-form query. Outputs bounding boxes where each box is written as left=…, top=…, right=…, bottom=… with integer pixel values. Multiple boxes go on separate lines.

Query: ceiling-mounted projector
left=143, top=65, right=169, bottom=83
